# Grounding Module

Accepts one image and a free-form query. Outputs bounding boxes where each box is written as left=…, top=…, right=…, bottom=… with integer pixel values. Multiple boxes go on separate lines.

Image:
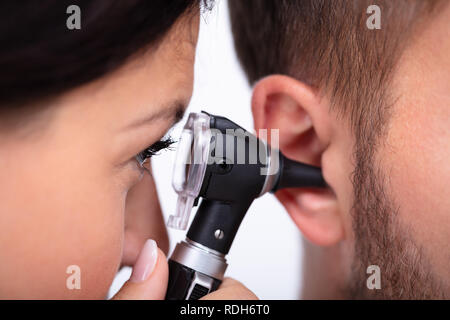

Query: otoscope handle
left=187, top=199, right=253, bottom=255
left=165, top=260, right=222, bottom=300
left=165, top=240, right=227, bottom=300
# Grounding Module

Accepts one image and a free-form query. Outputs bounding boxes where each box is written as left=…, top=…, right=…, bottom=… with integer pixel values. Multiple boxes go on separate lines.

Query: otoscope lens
left=172, top=130, right=193, bottom=192
left=168, top=112, right=211, bottom=230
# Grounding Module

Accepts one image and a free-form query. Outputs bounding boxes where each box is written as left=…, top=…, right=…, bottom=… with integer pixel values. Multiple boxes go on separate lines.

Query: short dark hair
left=229, top=0, right=440, bottom=136
left=0, top=0, right=208, bottom=108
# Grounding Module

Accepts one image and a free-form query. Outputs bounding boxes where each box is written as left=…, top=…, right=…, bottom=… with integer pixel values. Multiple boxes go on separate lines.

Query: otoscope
left=165, top=111, right=326, bottom=300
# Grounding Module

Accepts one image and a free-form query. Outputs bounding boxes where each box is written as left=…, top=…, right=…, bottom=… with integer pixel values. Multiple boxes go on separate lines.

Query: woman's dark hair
left=0, top=0, right=206, bottom=107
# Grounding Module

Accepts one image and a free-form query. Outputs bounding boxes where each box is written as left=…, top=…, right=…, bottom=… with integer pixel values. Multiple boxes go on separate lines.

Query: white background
left=109, top=0, right=304, bottom=300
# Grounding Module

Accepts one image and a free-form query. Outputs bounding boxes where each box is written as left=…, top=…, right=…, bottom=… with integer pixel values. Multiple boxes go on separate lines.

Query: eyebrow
left=124, top=101, right=186, bottom=131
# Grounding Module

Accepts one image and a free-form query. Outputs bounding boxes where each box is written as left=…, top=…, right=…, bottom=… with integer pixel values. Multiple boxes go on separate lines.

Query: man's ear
left=252, top=75, right=343, bottom=246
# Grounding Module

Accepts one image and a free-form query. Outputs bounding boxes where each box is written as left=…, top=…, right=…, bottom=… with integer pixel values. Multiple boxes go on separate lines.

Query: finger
left=112, top=240, right=169, bottom=300
left=201, top=277, right=258, bottom=300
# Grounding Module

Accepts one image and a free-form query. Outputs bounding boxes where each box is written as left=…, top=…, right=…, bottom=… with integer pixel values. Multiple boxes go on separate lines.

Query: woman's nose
left=121, top=163, right=169, bottom=267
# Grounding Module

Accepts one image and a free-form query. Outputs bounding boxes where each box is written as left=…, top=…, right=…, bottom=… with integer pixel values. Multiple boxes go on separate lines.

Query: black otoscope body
left=165, top=112, right=326, bottom=300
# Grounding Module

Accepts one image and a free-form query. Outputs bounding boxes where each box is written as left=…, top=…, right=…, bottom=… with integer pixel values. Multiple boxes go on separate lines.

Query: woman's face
left=0, top=12, right=199, bottom=298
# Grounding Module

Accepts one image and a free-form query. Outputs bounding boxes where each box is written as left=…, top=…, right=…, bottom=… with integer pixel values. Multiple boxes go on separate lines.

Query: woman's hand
left=201, top=278, right=259, bottom=300
left=112, top=240, right=169, bottom=300
left=112, top=239, right=257, bottom=300
left=114, top=161, right=258, bottom=300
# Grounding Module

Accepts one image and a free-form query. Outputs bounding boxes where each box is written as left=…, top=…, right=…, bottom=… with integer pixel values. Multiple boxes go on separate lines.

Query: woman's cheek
left=52, top=186, right=126, bottom=299
left=58, top=159, right=134, bottom=298
left=71, top=189, right=126, bottom=298
left=0, top=176, right=126, bottom=299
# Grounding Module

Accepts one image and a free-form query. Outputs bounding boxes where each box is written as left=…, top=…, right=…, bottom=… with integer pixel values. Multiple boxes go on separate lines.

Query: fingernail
left=130, top=239, right=158, bottom=283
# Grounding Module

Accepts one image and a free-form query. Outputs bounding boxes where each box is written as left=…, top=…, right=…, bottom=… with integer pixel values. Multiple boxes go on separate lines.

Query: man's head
left=229, top=0, right=450, bottom=299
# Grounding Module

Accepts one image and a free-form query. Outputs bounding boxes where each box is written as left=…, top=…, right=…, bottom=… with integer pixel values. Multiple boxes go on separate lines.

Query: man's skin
left=248, top=3, right=449, bottom=298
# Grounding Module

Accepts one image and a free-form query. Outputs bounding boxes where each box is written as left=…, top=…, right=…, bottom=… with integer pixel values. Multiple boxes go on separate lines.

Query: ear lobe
left=251, top=75, right=344, bottom=246
left=276, top=188, right=343, bottom=246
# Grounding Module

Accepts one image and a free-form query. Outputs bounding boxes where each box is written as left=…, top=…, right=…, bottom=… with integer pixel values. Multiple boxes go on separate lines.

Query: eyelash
left=135, top=137, right=175, bottom=167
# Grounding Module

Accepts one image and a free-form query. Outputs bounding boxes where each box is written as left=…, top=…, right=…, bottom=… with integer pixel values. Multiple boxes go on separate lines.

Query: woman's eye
left=135, top=137, right=175, bottom=167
